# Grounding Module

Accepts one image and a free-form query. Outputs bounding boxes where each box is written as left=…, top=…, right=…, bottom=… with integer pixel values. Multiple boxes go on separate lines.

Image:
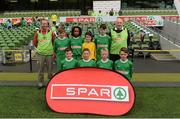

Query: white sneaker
left=38, top=82, right=43, bottom=89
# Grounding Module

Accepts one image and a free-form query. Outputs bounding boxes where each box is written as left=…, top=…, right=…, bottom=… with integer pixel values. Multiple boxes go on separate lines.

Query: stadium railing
left=88, top=9, right=178, bottom=16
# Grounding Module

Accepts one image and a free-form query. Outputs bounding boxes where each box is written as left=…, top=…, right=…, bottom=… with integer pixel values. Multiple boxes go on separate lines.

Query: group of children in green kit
left=53, top=24, right=133, bottom=80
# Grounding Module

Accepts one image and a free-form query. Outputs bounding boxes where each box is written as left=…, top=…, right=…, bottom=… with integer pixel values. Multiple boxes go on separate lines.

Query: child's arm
left=82, top=43, right=85, bottom=51
left=68, top=38, right=71, bottom=48
left=93, top=42, right=96, bottom=60
left=77, top=60, right=81, bottom=67
left=60, top=61, right=63, bottom=71
left=117, top=70, right=127, bottom=74
left=75, top=60, right=78, bottom=68
left=93, top=60, right=96, bottom=67
left=108, top=35, right=111, bottom=52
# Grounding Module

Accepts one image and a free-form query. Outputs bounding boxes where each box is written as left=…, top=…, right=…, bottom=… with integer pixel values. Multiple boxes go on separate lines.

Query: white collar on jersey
left=120, top=59, right=128, bottom=63
left=99, top=34, right=107, bottom=37
left=101, top=59, right=109, bottom=63
left=73, top=36, right=80, bottom=39
left=83, top=59, right=91, bottom=62
left=65, top=58, right=73, bottom=62
left=58, top=37, right=66, bottom=40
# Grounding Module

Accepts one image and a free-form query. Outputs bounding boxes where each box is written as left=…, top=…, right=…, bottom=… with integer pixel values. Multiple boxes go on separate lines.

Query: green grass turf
left=0, top=73, right=180, bottom=82
left=0, top=87, right=180, bottom=118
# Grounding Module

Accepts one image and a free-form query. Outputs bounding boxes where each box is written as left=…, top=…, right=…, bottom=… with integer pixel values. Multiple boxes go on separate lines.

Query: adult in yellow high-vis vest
left=33, top=19, right=55, bottom=89
left=110, top=18, right=130, bottom=62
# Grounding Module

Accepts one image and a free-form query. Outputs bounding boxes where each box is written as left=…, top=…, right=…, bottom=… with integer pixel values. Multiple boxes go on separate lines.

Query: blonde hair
left=101, top=48, right=109, bottom=53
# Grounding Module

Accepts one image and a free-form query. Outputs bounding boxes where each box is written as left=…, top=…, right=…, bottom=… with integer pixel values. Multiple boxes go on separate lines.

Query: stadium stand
left=0, top=25, right=36, bottom=50
left=0, top=10, right=81, bottom=18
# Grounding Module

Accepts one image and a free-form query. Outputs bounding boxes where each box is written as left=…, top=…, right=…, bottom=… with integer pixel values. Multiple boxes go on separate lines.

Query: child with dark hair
left=21, top=17, right=27, bottom=27
left=114, top=47, right=133, bottom=80
left=82, top=31, right=96, bottom=60
left=95, top=24, right=111, bottom=60
left=70, top=26, right=83, bottom=60
left=60, top=47, right=78, bottom=71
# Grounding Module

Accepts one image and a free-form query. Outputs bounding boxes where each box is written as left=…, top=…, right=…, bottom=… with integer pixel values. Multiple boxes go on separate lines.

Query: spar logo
left=114, top=87, right=127, bottom=100
left=96, top=17, right=103, bottom=22
left=51, top=84, right=129, bottom=102
left=46, top=68, right=135, bottom=116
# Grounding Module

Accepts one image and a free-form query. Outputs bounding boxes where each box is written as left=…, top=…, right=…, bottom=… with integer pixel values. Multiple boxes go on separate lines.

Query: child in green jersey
left=70, top=26, right=83, bottom=60
left=95, top=24, right=111, bottom=60
left=78, top=48, right=96, bottom=67
left=97, top=48, right=113, bottom=70
left=114, top=47, right=133, bottom=80
left=60, top=47, right=78, bottom=71
left=54, top=29, right=70, bottom=71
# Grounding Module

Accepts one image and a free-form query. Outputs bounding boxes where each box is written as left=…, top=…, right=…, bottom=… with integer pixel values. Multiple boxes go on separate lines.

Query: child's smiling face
left=85, top=35, right=92, bottom=43
left=83, top=51, right=90, bottom=60
left=119, top=51, right=128, bottom=61
left=74, top=28, right=80, bottom=37
left=101, top=50, right=108, bottom=60
left=59, top=32, right=66, bottom=39
left=99, top=28, right=106, bottom=35
left=65, top=51, right=73, bottom=60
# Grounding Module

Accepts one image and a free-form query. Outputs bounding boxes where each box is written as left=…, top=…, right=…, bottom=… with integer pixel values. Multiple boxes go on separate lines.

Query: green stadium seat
left=8, top=43, right=15, bottom=47
left=2, top=46, right=10, bottom=50
left=141, top=43, right=149, bottom=50
left=6, top=40, right=12, bottom=44
left=152, top=38, right=160, bottom=49
left=0, top=40, right=5, bottom=44
left=135, top=38, right=142, bottom=45
left=0, top=43, right=7, bottom=47
left=144, top=38, right=150, bottom=44
left=131, top=43, right=140, bottom=50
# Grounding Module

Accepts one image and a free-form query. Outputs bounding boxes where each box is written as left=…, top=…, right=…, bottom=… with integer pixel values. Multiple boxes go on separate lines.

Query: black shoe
left=38, top=85, right=46, bottom=90
left=38, top=85, right=43, bottom=90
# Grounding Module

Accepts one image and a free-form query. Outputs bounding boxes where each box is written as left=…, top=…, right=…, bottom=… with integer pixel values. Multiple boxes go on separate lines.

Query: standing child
left=60, top=48, right=78, bottom=71
left=70, top=26, right=83, bottom=60
left=54, top=29, right=70, bottom=71
left=82, top=31, right=96, bottom=60
left=96, top=48, right=113, bottom=70
left=95, top=24, right=111, bottom=60
left=78, top=48, right=96, bottom=67
left=114, top=47, right=133, bottom=80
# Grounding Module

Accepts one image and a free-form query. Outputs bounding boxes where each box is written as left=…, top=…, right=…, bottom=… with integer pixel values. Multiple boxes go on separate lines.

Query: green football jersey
left=114, top=59, right=133, bottom=80
left=61, top=58, right=78, bottom=71
left=95, top=35, right=111, bottom=60
left=54, top=37, right=70, bottom=56
left=54, top=37, right=70, bottom=71
left=78, top=59, right=96, bottom=67
left=96, top=59, right=113, bottom=70
left=70, top=37, right=83, bottom=56
left=21, top=20, right=27, bottom=27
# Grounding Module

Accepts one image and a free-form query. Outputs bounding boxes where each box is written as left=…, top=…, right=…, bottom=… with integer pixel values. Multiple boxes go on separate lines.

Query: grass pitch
left=0, top=72, right=180, bottom=117
left=0, top=87, right=180, bottom=118
left=0, top=73, right=180, bottom=82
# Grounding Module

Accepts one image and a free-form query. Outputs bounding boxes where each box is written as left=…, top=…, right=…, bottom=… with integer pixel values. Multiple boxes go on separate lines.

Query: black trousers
left=110, top=54, right=120, bottom=62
